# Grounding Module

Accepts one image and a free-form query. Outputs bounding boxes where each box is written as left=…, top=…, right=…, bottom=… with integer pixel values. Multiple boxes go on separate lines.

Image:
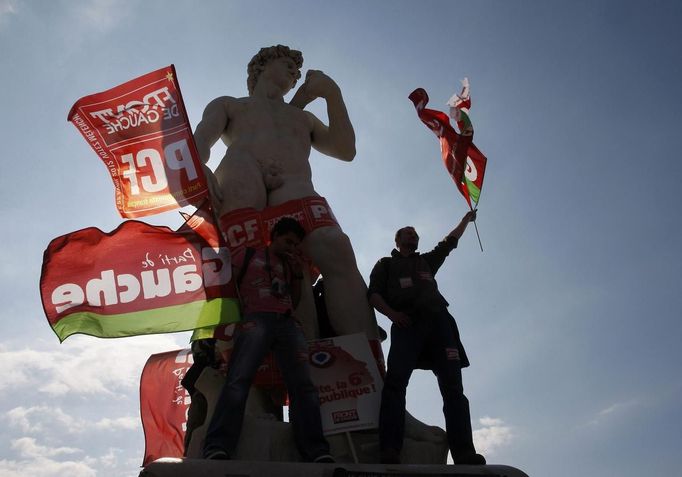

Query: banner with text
left=139, top=334, right=383, bottom=463
left=219, top=196, right=339, bottom=254
left=40, top=220, right=239, bottom=342
left=309, top=333, right=383, bottom=435
left=68, top=65, right=208, bottom=218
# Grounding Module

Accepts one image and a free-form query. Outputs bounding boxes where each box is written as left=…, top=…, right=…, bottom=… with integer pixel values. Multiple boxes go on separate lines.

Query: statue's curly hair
left=247, top=45, right=303, bottom=95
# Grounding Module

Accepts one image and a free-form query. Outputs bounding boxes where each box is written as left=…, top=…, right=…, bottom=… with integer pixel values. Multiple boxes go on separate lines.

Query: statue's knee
left=308, top=228, right=356, bottom=271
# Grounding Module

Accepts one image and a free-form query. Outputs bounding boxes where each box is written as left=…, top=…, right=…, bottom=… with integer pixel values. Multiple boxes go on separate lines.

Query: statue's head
left=247, top=45, right=303, bottom=96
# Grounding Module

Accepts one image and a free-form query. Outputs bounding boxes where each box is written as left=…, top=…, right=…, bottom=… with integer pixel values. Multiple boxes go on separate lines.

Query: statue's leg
left=303, top=225, right=378, bottom=339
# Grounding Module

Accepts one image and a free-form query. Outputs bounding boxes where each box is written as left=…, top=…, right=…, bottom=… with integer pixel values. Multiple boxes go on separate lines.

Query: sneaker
left=313, top=454, right=336, bottom=463
left=380, top=448, right=401, bottom=464
left=454, top=452, right=486, bottom=465
left=204, top=449, right=230, bottom=460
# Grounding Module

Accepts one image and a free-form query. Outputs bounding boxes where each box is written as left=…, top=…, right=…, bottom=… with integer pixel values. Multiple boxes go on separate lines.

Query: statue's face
left=263, top=56, right=299, bottom=94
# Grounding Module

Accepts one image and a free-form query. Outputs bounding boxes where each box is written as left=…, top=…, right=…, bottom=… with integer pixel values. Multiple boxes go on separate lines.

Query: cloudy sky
left=1, top=0, right=681, bottom=475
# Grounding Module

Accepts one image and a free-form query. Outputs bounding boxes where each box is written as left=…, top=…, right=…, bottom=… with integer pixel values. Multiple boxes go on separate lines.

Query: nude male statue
left=184, top=46, right=449, bottom=463
left=193, top=45, right=377, bottom=340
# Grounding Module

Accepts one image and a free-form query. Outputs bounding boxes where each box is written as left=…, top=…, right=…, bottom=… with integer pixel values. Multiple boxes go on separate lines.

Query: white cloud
left=92, top=416, right=139, bottom=431
left=5, top=405, right=139, bottom=434
left=0, top=457, right=97, bottom=477
left=0, top=335, right=185, bottom=397
left=473, top=416, right=514, bottom=456
left=479, top=416, right=504, bottom=427
left=597, top=400, right=637, bottom=417
left=584, top=398, right=641, bottom=427
left=0, top=438, right=142, bottom=477
left=12, top=437, right=82, bottom=458
left=0, top=0, right=17, bottom=18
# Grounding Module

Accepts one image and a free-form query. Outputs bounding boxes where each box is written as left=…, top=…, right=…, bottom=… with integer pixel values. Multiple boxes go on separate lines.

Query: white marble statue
left=185, top=45, right=447, bottom=464
left=193, top=45, right=376, bottom=340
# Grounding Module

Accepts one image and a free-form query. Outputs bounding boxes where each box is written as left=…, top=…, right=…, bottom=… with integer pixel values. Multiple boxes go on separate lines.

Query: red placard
left=68, top=65, right=208, bottom=218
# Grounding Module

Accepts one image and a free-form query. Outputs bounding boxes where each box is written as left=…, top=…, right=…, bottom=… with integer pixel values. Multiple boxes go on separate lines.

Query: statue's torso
left=212, top=96, right=317, bottom=212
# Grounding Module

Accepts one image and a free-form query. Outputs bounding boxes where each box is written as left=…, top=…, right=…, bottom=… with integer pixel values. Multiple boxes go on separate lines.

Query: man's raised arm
left=447, top=210, right=477, bottom=240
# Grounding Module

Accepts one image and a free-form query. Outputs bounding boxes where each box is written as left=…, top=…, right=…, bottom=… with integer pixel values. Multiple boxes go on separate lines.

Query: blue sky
left=1, top=1, right=681, bottom=475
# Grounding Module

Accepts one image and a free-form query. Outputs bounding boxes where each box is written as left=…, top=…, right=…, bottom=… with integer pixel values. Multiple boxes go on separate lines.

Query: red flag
left=139, top=347, right=285, bottom=465
left=177, top=200, right=221, bottom=249
left=408, top=88, right=487, bottom=208
left=68, top=65, right=208, bottom=218
left=40, top=220, right=240, bottom=342
left=140, top=348, right=192, bottom=465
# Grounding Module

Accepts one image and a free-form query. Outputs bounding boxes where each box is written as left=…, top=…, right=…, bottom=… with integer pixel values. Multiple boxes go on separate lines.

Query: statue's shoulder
left=203, top=96, right=250, bottom=118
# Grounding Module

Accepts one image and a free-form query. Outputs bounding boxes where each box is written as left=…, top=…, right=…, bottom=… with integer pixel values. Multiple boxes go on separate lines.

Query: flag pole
left=469, top=203, right=483, bottom=252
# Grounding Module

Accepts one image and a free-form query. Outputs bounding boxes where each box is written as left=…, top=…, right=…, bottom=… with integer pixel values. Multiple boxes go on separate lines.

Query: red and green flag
left=40, top=214, right=239, bottom=342
left=408, top=83, right=487, bottom=209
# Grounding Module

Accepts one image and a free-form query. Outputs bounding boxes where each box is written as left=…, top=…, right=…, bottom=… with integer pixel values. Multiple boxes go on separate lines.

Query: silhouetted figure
left=368, top=210, right=485, bottom=465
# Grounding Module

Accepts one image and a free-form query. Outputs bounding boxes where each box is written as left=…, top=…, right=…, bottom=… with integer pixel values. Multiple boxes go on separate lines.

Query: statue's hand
left=290, top=70, right=340, bottom=109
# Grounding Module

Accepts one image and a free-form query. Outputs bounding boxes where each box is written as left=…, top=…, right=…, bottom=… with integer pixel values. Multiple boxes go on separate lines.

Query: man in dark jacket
left=368, top=210, right=484, bottom=465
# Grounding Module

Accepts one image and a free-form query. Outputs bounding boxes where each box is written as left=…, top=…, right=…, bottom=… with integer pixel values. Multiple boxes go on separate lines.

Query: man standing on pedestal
left=202, top=217, right=333, bottom=463
left=368, top=210, right=485, bottom=465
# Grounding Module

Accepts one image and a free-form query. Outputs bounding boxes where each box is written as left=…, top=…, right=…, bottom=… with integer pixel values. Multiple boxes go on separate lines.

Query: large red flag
left=140, top=348, right=192, bottom=466
left=139, top=347, right=285, bottom=465
left=408, top=88, right=487, bottom=208
left=68, top=65, right=208, bottom=218
left=40, top=219, right=240, bottom=342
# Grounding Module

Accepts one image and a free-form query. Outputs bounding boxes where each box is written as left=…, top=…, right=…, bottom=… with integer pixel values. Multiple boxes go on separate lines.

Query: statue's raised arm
left=290, top=70, right=356, bottom=161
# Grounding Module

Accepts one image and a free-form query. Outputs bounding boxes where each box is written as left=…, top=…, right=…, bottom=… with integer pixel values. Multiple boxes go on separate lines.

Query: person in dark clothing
left=367, top=210, right=485, bottom=465
left=202, top=217, right=333, bottom=463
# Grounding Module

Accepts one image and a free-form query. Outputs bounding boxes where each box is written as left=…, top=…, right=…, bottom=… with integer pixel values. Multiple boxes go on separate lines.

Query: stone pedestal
left=140, top=458, right=529, bottom=477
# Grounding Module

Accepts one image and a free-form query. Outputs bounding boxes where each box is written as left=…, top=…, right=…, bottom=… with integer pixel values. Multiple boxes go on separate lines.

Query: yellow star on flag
left=166, top=71, right=174, bottom=82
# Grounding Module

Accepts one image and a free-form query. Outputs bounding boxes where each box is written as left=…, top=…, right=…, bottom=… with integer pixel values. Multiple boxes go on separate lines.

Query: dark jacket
left=368, top=236, right=470, bottom=368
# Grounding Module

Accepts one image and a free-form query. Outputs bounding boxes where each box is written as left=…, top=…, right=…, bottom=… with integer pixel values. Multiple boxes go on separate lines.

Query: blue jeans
left=379, top=308, right=476, bottom=459
left=202, top=312, right=329, bottom=461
